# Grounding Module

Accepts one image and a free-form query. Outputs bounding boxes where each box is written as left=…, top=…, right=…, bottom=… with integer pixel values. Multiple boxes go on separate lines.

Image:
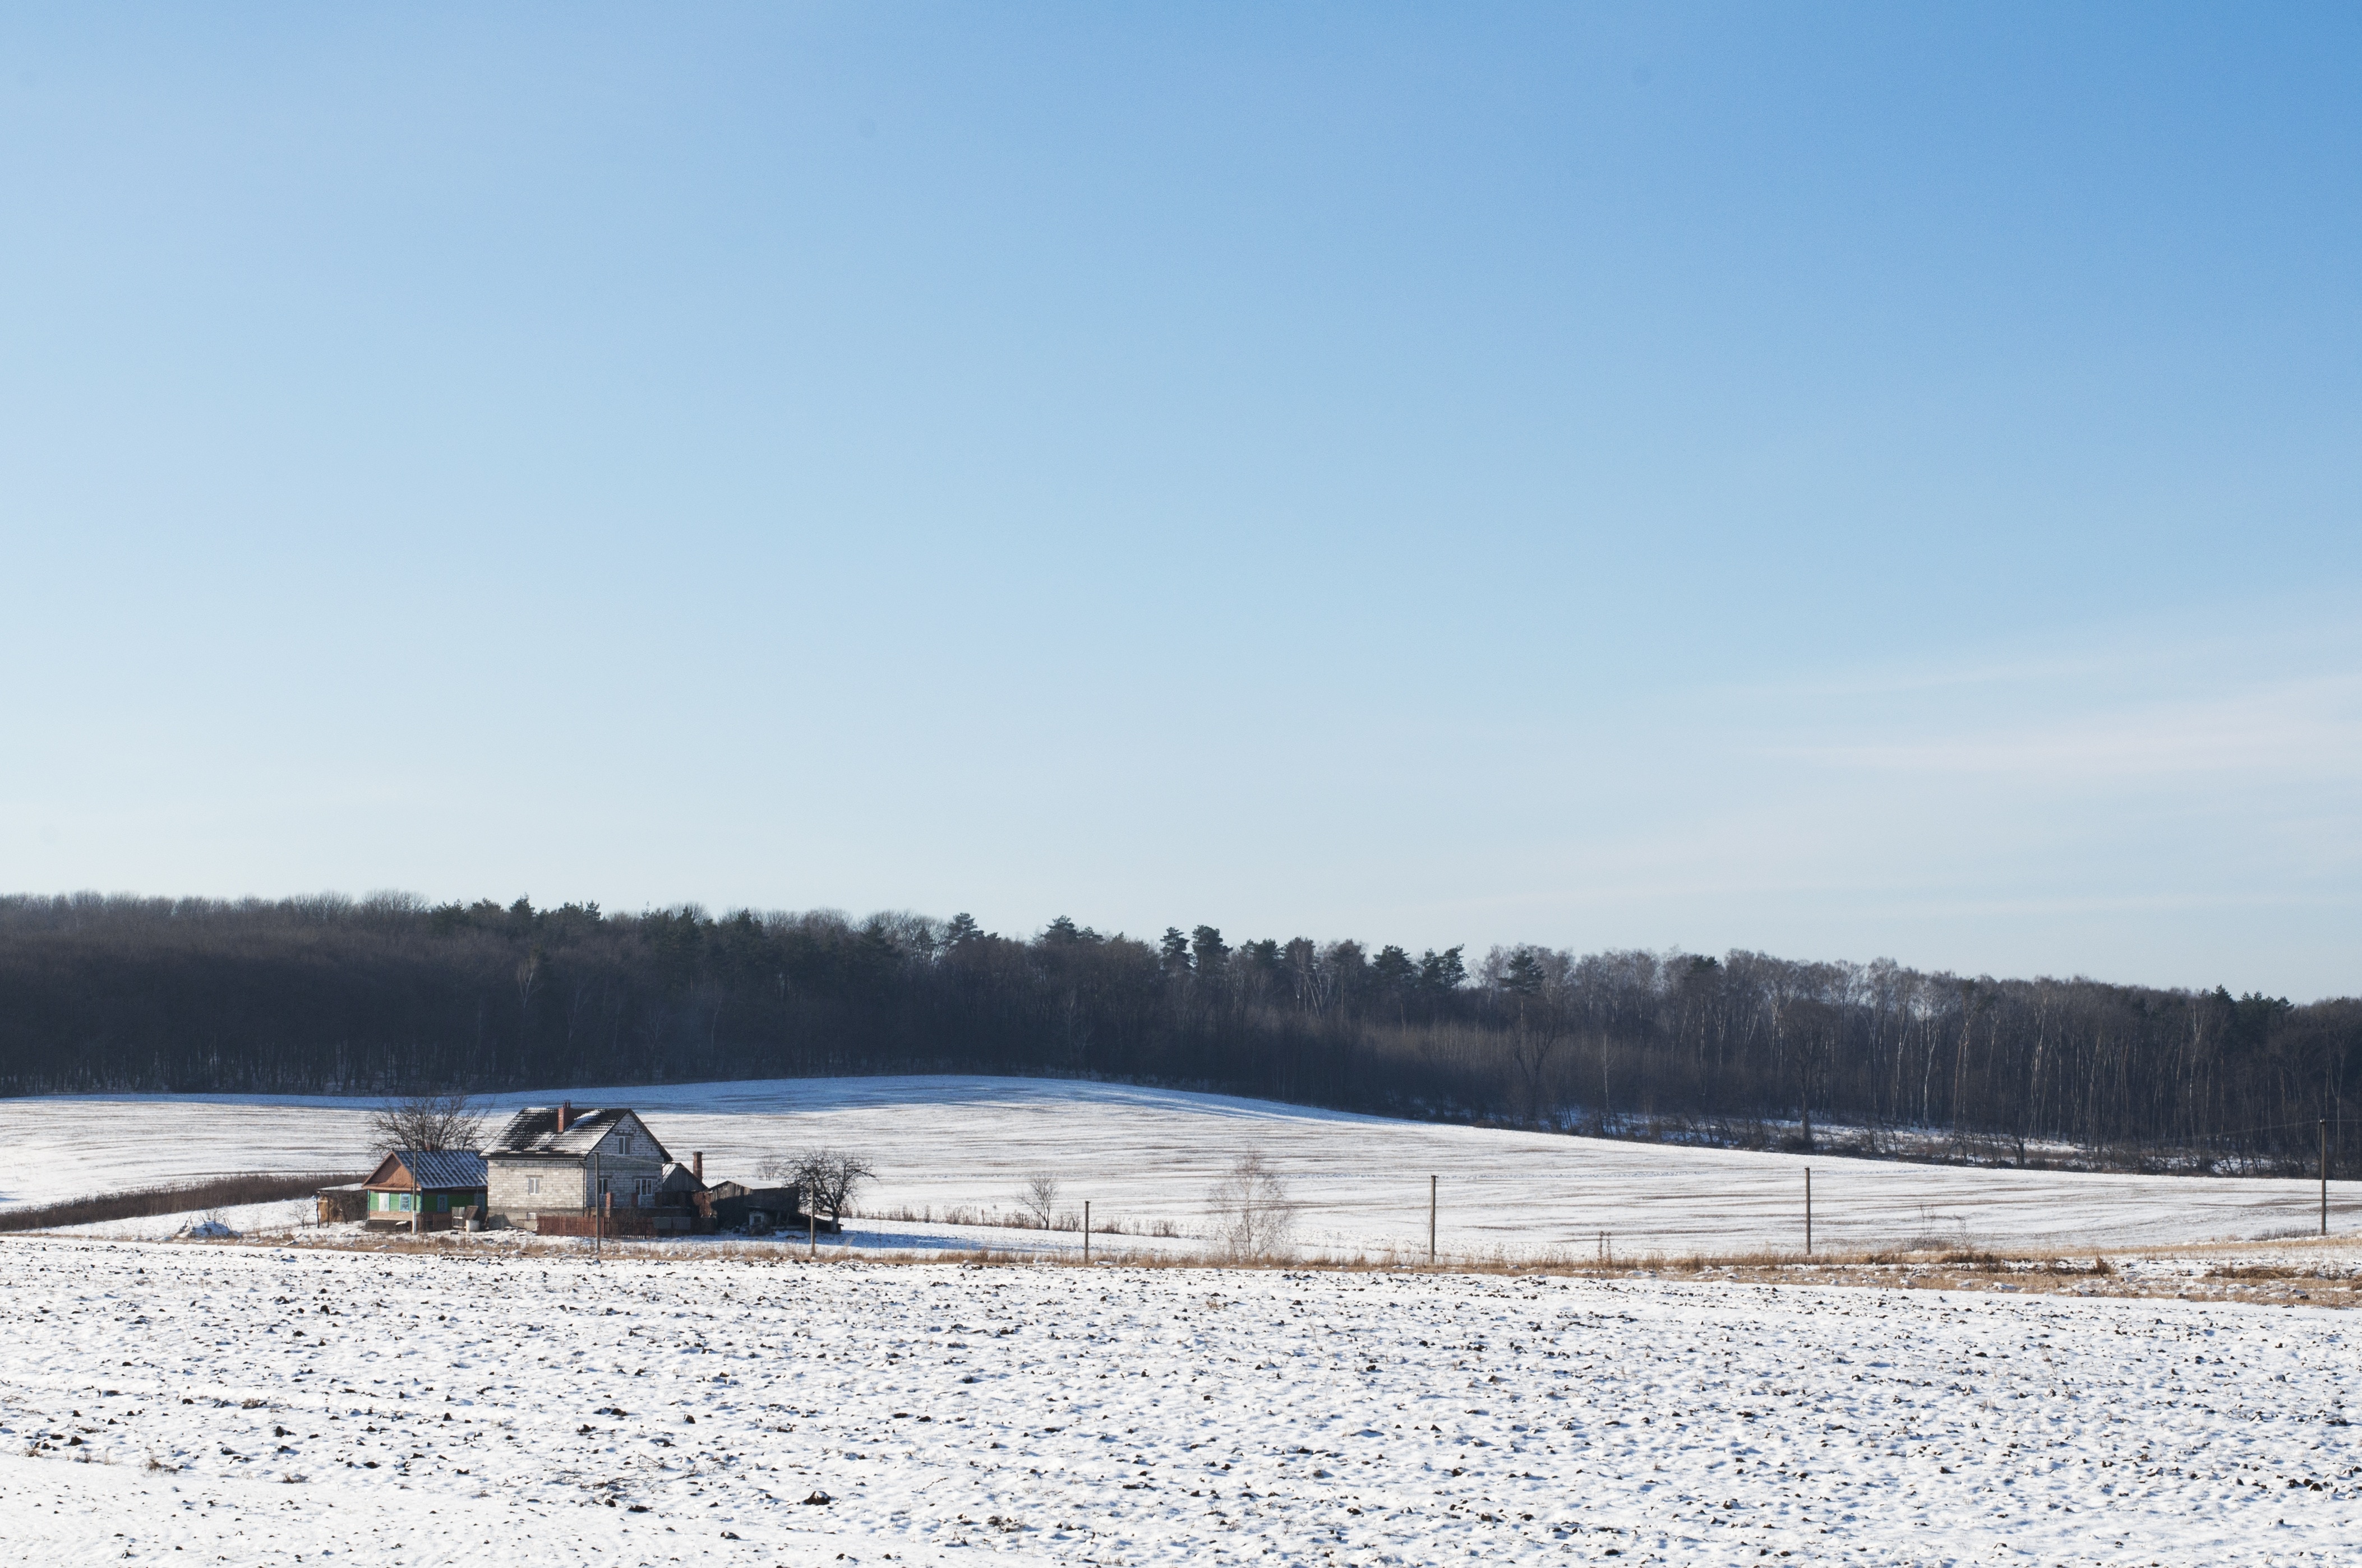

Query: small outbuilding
left=362, top=1149, right=490, bottom=1231
left=706, top=1179, right=829, bottom=1234
left=315, top=1182, right=368, bottom=1224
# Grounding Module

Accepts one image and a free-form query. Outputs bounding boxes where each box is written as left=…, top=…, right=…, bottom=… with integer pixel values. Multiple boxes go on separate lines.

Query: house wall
left=367, top=1188, right=484, bottom=1216
left=486, top=1158, right=579, bottom=1224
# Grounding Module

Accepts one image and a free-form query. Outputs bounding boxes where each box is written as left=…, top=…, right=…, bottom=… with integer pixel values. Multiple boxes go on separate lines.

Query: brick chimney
left=692, top=1151, right=704, bottom=1182
left=555, top=1101, right=571, bottom=1134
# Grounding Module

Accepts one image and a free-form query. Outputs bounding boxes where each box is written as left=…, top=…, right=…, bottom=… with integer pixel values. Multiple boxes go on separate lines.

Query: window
left=526, top=1176, right=541, bottom=1195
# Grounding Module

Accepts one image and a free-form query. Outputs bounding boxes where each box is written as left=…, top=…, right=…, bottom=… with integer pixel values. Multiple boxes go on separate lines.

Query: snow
left=169, top=1218, right=239, bottom=1239
left=7, top=1076, right=2356, bottom=1563
left=41, top=1201, right=317, bottom=1243
left=1, top=1076, right=2351, bottom=1257
left=1, top=1235, right=2358, bottom=1565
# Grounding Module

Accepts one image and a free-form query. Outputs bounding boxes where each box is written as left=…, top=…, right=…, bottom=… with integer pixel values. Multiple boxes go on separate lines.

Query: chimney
left=556, top=1101, right=571, bottom=1134
left=692, top=1151, right=704, bottom=1182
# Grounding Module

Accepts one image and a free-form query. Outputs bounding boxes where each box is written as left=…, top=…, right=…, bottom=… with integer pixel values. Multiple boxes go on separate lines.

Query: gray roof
left=485, top=1106, right=665, bottom=1160
left=384, top=1150, right=487, bottom=1189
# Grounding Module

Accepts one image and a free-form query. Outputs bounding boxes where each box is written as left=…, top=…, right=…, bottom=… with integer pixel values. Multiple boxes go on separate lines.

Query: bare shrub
left=1205, top=1153, right=1297, bottom=1260
left=770, top=1149, right=875, bottom=1225
left=1018, top=1172, right=1061, bottom=1229
left=367, top=1093, right=483, bottom=1154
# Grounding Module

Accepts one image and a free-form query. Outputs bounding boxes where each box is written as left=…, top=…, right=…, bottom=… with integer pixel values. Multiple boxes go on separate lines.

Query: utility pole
left=1083, top=1200, right=1091, bottom=1266
left=1805, top=1166, right=1812, bottom=1258
left=2322, top=1119, right=2330, bottom=1238
left=1428, top=1175, right=1437, bottom=1268
left=593, top=1151, right=602, bottom=1262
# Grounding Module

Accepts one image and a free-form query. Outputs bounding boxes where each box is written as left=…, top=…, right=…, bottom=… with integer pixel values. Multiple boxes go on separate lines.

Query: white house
left=482, top=1102, right=671, bottom=1229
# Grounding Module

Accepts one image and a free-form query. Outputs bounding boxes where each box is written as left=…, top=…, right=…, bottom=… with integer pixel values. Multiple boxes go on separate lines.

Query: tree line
left=2, top=891, right=2356, bottom=1174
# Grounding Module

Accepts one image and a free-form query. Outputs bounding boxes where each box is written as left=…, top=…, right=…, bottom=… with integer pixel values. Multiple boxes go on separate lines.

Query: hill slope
left=2, top=1075, right=2347, bottom=1255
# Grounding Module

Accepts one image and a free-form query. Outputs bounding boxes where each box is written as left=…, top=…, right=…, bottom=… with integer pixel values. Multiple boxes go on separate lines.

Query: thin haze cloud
left=1779, top=678, right=2362, bottom=779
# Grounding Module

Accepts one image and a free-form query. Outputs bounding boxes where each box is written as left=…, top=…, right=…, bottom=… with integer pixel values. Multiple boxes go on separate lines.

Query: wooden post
left=1428, top=1174, right=1437, bottom=1268
left=593, top=1151, right=602, bottom=1262
left=1083, top=1200, right=1091, bottom=1266
left=2322, top=1119, right=2330, bottom=1238
left=1804, top=1166, right=1812, bottom=1257
left=808, top=1208, right=816, bottom=1259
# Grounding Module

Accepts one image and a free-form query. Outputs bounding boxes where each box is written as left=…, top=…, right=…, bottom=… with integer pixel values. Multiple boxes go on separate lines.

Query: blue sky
left=3, top=4, right=2358, bottom=996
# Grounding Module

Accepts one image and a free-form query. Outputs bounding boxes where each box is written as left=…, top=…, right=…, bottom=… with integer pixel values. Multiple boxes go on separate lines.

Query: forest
left=2, top=891, right=2356, bottom=1175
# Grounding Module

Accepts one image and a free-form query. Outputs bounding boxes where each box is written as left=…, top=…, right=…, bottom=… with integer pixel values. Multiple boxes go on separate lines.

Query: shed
left=316, top=1182, right=368, bottom=1225
left=707, top=1181, right=829, bottom=1234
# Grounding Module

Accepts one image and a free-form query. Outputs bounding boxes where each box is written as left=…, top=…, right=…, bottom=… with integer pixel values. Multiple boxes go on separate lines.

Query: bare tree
left=1018, top=1171, right=1062, bottom=1229
left=1496, top=945, right=1569, bottom=1121
left=368, top=1093, right=484, bottom=1154
left=1776, top=997, right=1840, bottom=1153
left=16, top=894, right=2361, bottom=1180
left=783, top=1149, right=875, bottom=1224
left=1205, top=1152, right=1297, bottom=1260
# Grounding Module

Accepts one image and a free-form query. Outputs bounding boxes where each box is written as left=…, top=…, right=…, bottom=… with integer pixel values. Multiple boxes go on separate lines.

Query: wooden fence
left=535, top=1209, right=713, bottom=1238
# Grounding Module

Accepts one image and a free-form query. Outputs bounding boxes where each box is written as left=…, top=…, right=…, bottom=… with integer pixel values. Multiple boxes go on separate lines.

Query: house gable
left=363, top=1153, right=412, bottom=1190
left=592, top=1112, right=669, bottom=1165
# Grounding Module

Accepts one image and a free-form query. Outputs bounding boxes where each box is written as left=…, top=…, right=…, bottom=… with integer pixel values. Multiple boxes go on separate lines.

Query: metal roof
left=375, top=1150, right=487, bottom=1189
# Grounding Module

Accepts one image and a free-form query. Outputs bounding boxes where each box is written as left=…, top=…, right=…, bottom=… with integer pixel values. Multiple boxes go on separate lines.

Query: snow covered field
left=1, top=1235, right=2358, bottom=1566
left=2, top=1076, right=2351, bottom=1257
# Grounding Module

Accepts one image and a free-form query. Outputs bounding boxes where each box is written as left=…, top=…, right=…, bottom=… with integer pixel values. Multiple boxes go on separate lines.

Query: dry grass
left=0, top=1172, right=366, bottom=1233
left=75, top=1220, right=2362, bottom=1309
left=857, top=1204, right=1185, bottom=1239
